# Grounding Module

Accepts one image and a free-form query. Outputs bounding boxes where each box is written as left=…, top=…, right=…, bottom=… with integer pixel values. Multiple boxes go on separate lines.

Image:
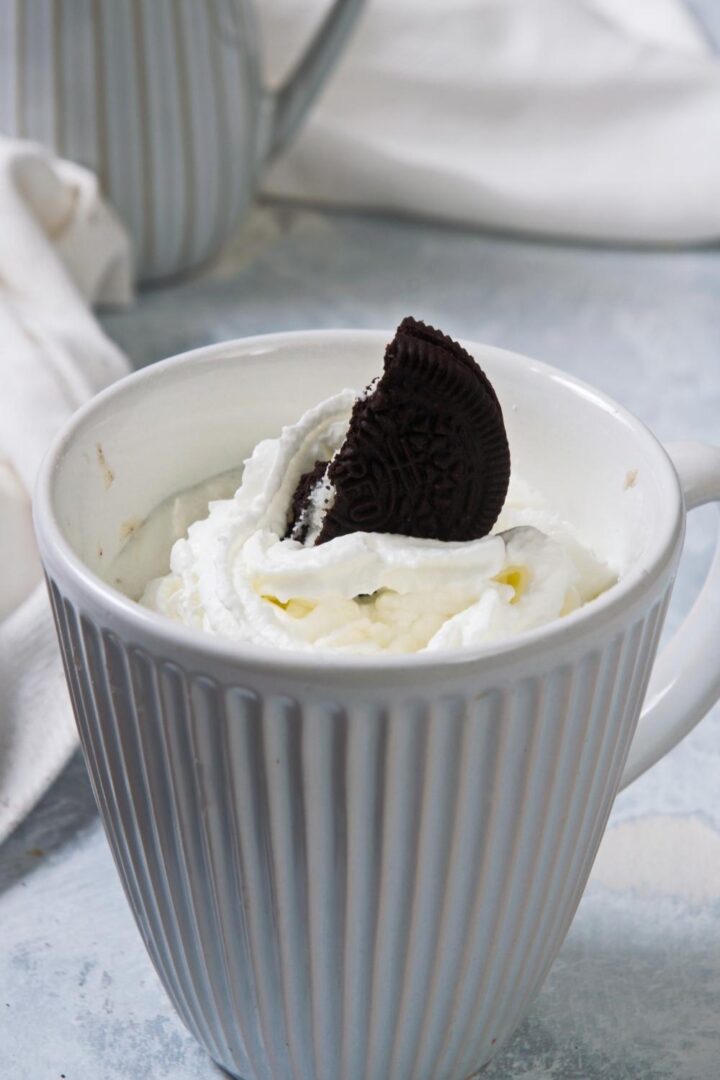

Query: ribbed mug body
left=0, top=0, right=260, bottom=282
left=45, top=571, right=670, bottom=1080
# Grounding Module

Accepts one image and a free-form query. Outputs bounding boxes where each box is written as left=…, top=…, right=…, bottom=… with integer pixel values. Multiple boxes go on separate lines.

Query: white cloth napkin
left=263, top=0, right=720, bottom=243
left=0, top=138, right=130, bottom=844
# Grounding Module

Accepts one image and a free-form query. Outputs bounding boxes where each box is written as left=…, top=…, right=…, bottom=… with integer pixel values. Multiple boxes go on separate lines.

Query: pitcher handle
left=260, top=0, right=365, bottom=163
left=620, top=441, right=720, bottom=788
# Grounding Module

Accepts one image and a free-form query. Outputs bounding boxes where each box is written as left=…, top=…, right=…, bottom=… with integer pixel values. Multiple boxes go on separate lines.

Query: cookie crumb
left=96, top=443, right=115, bottom=489
left=120, top=517, right=142, bottom=541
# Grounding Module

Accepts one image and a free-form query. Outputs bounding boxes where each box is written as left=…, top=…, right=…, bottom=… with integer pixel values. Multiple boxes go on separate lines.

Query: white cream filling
left=140, top=389, right=616, bottom=654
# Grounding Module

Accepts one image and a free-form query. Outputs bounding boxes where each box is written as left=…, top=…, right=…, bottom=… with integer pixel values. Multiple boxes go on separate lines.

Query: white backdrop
left=262, top=0, right=720, bottom=243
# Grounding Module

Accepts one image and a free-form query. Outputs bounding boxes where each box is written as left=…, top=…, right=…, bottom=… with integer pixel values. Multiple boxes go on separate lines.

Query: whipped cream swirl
left=141, top=391, right=615, bottom=653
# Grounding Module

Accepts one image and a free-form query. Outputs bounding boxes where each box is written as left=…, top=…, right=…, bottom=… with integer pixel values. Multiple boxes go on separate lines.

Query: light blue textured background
left=2, top=202, right=719, bottom=1079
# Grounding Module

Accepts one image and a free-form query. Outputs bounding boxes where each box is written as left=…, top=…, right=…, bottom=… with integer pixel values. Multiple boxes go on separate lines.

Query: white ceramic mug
left=34, top=332, right=720, bottom=1080
left=0, top=0, right=363, bottom=283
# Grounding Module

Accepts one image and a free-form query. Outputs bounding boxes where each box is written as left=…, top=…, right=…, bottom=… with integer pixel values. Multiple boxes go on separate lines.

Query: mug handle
left=620, top=441, right=720, bottom=788
left=261, top=0, right=365, bottom=163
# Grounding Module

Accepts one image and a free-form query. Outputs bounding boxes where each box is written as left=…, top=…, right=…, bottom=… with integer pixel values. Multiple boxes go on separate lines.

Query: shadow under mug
left=0, top=0, right=364, bottom=283
left=34, top=333, right=720, bottom=1079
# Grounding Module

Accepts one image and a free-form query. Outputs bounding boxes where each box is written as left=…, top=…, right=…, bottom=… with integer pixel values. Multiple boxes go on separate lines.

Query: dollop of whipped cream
left=141, top=391, right=616, bottom=654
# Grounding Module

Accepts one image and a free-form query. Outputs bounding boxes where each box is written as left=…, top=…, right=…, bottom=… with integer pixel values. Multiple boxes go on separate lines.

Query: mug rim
left=33, top=329, right=684, bottom=676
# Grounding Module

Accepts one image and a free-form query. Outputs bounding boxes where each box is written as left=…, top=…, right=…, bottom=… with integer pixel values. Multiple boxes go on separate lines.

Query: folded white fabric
left=0, top=138, right=130, bottom=844
left=262, top=0, right=720, bottom=243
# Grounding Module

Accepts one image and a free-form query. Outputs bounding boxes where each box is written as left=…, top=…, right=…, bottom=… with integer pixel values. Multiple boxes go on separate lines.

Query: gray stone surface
left=2, top=204, right=719, bottom=1078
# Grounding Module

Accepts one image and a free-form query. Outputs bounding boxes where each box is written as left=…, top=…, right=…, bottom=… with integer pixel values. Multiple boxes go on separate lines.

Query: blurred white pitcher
left=0, top=0, right=364, bottom=282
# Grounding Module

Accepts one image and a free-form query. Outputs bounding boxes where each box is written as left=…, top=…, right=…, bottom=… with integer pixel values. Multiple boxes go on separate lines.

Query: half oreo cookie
left=286, top=317, right=511, bottom=544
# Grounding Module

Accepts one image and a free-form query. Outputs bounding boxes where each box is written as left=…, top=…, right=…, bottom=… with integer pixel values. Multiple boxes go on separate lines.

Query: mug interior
left=45, top=331, right=678, bottom=609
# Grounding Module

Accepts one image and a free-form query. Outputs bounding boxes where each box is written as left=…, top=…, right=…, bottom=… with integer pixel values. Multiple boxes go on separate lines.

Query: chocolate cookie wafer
left=287, top=318, right=511, bottom=544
